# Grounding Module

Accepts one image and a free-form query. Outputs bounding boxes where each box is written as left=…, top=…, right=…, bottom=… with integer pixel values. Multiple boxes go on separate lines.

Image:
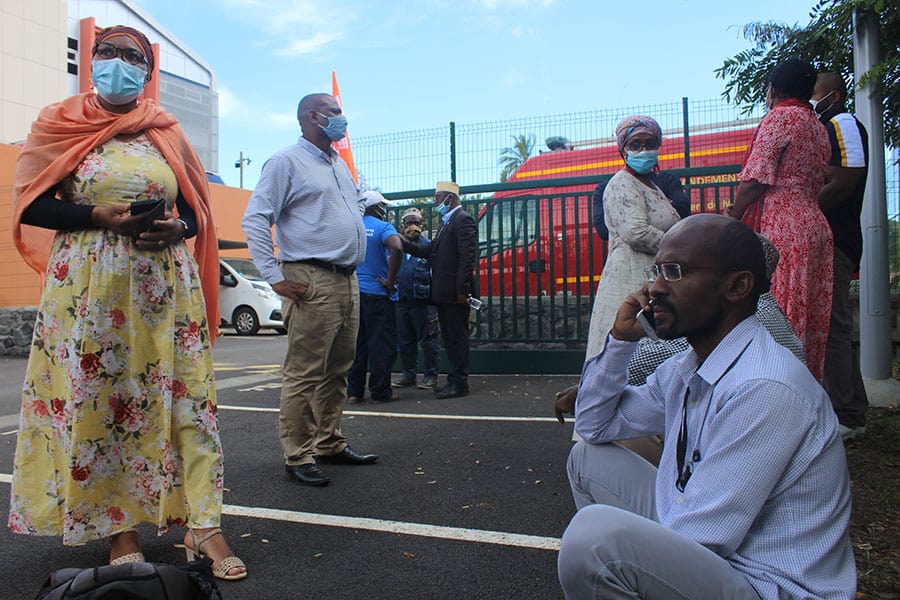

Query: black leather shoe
left=317, top=446, right=379, bottom=465
left=435, top=385, right=469, bottom=399
left=285, top=463, right=330, bottom=486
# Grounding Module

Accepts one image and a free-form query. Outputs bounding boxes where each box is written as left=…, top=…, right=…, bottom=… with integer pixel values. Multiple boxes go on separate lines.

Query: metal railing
left=385, top=166, right=741, bottom=352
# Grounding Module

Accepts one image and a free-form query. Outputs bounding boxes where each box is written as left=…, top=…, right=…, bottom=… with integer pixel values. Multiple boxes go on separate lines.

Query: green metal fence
left=384, top=166, right=741, bottom=374
left=364, top=98, right=900, bottom=373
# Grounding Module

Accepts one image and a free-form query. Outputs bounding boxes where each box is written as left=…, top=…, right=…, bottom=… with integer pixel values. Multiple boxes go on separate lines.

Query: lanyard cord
left=676, top=387, right=691, bottom=492
left=674, top=339, right=753, bottom=493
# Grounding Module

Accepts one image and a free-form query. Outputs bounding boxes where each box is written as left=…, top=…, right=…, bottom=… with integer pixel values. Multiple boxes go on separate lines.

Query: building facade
left=1, top=0, right=218, bottom=171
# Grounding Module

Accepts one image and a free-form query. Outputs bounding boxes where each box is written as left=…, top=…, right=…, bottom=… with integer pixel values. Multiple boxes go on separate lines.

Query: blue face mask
left=92, top=58, right=146, bottom=105
left=626, top=150, right=659, bottom=175
left=437, top=201, right=451, bottom=217
left=316, top=112, right=348, bottom=141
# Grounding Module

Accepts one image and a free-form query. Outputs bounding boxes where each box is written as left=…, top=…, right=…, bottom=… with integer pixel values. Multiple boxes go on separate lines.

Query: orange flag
left=331, top=71, right=358, bottom=184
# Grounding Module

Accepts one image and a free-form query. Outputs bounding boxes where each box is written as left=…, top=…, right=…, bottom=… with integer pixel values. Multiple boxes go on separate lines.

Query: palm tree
left=498, top=134, right=535, bottom=182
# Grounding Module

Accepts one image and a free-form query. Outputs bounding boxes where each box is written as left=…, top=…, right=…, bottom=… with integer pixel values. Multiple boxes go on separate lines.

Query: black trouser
left=397, top=302, right=441, bottom=380
left=347, top=293, right=397, bottom=401
left=437, top=303, right=470, bottom=389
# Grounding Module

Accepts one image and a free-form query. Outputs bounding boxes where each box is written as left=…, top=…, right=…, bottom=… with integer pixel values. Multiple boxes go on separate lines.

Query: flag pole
left=331, top=71, right=359, bottom=184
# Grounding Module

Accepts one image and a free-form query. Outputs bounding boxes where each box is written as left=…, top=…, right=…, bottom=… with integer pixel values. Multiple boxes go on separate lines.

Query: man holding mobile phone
left=558, top=214, right=855, bottom=600
left=401, top=181, right=478, bottom=399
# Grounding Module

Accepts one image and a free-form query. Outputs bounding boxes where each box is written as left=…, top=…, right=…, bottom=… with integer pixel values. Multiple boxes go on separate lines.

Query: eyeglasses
left=94, top=42, right=147, bottom=67
left=644, top=263, right=719, bottom=283
left=625, top=138, right=661, bottom=152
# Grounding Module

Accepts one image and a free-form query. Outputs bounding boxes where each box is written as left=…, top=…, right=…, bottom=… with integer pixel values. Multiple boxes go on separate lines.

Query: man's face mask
left=404, top=223, right=423, bottom=240
left=316, top=111, right=348, bottom=141
left=810, top=90, right=835, bottom=115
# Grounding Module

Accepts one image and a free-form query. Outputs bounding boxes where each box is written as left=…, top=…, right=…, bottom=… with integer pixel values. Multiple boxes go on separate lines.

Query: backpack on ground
left=35, top=559, right=222, bottom=600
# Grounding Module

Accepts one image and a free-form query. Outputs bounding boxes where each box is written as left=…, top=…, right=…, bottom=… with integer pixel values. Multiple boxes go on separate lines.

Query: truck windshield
left=223, top=259, right=265, bottom=281
left=477, top=198, right=538, bottom=258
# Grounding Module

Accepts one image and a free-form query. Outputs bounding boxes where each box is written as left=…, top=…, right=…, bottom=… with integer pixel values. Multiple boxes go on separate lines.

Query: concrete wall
left=0, top=0, right=68, bottom=145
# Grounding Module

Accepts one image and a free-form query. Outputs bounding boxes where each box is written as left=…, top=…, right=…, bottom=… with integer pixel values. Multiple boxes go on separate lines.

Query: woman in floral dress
left=585, top=116, right=682, bottom=357
left=9, top=26, right=245, bottom=580
left=731, top=59, right=832, bottom=381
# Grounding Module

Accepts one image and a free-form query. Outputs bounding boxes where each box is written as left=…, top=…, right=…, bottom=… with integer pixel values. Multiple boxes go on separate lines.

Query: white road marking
left=0, top=414, right=20, bottom=429
left=223, top=504, right=560, bottom=550
left=218, top=404, right=560, bottom=423
left=0, top=473, right=559, bottom=551
left=214, top=374, right=280, bottom=390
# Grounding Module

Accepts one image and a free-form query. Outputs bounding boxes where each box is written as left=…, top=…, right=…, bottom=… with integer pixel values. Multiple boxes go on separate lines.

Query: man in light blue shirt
left=242, top=93, right=377, bottom=488
left=559, top=214, right=855, bottom=600
left=347, top=191, right=403, bottom=403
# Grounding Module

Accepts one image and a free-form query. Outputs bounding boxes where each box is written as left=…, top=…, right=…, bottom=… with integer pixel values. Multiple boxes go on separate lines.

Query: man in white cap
left=402, top=181, right=478, bottom=398
left=347, top=190, right=403, bottom=403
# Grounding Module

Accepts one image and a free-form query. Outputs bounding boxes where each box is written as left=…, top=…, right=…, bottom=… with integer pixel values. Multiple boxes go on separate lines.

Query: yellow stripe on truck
left=514, top=145, right=749, bottom=179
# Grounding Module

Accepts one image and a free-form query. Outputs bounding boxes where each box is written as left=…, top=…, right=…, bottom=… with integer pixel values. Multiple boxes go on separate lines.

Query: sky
left=130, top=0, right=815, bottom=190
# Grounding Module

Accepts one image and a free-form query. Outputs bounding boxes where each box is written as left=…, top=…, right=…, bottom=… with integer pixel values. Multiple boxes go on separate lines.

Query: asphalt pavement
left=0, top=335, right=581, bottom=599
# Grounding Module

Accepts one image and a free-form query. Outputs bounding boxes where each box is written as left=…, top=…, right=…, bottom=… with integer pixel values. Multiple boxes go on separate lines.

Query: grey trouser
left=822, top=247, right=868, bottom=428
left=560, top=442, right=762, bottom=599
left=279, top=263, right=359, bottom=465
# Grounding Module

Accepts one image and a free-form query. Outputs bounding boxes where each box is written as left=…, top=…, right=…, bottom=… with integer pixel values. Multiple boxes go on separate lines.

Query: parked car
left=218, top=258, right=285, bottom=335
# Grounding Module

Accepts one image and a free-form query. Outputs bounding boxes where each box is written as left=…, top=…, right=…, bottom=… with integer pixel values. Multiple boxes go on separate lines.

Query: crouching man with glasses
left=559, top=214, right=856, bottom=600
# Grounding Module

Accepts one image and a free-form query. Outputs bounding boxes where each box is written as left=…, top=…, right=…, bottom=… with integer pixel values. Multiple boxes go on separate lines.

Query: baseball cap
left=361, top=190, right=388, bottom=208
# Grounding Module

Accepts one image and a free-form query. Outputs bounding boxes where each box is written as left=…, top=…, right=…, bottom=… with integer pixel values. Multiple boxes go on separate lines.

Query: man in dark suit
left=402, top=181, right=478, bottom=399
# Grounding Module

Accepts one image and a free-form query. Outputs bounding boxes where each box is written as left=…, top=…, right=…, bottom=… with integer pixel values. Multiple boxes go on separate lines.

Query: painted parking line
left=218, top=404, right=560, bottom=423
left=223, top=504, right=559, bottom=550
left=0, top=405, right=561, bottom=439
left=0, top=473, right=559, bottom=551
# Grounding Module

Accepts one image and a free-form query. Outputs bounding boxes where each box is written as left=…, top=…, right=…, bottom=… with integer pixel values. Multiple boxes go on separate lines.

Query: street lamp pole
left=234, top=152, right=251, bottom=189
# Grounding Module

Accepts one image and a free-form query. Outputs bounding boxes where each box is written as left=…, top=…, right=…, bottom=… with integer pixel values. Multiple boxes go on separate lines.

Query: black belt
left=289, top=258, right=356, bottom=276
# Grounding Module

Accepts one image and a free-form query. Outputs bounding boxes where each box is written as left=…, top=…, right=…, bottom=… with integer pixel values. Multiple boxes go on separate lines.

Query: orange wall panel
left=0, top=144, right=42, bottom=307
left=1, top=145, right=266, bottom=308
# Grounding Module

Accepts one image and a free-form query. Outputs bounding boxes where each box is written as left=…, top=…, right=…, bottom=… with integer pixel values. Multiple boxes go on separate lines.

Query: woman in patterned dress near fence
left=730, top=59, right=832, bottom=381
left=585, top=116, right=682, bottom=357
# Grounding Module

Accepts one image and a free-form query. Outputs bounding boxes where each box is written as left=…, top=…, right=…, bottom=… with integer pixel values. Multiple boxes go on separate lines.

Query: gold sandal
left=109, top=528, right=145, bottom=565
left=184, top=528, right=247, bottom=581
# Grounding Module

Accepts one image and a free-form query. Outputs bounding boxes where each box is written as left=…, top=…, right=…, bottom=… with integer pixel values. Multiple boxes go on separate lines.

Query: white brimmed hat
left=361, top=190, right=388, bottom=208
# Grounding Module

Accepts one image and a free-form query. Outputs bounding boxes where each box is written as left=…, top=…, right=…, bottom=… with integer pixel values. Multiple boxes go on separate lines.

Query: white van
left=218, top=258, right=285, bottom=335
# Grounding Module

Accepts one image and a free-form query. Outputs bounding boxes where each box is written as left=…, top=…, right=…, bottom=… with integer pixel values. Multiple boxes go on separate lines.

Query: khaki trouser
left=279, top=263, right=359, bottom=465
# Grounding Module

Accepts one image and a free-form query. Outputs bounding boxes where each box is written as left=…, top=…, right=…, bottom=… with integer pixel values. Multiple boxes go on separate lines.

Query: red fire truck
left=476, top=126, right=757, bottom=297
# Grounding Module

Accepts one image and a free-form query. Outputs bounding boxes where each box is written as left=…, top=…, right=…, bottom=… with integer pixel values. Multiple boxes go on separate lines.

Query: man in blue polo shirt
left=347, top=191, right=403, bottom=403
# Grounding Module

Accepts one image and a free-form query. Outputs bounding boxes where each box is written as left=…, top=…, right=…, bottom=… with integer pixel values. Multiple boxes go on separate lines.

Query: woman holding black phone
left=10, top=25, right=245, bottom=580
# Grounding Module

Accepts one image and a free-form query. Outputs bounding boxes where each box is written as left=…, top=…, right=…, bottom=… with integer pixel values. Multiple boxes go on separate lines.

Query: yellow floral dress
left=8, top=134, right=223, bottom=546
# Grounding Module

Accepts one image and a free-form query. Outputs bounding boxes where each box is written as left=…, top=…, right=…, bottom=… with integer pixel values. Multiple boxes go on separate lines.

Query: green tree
left=715, top=0, right=899, bottom=149
left=498, top=134, right=536, bottom=182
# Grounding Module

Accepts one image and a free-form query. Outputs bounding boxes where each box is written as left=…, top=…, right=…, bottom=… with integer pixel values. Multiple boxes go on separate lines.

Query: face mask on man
left=404, top=224, right=422, bottom=240
left=437, top=201, right=452, bottom=217
left=625, top=150, right=659, bottom=175
left=809, top=90, right=834, bottom=115
left=92, top=58, right=146, bottom=105
left=316, top=112, right=348, bottom=141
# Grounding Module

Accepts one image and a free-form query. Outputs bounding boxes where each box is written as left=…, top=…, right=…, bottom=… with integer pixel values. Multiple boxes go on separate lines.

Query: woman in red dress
left=730, top=59, right=832, bottom=381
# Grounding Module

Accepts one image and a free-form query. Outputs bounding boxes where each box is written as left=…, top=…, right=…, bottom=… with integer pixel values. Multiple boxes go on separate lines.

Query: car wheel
left=233, top=306, right=260, bottom=335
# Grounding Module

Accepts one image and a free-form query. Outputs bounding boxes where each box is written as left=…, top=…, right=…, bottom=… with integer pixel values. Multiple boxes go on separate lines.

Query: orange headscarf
left=12, top=92, right=220, bottom=338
